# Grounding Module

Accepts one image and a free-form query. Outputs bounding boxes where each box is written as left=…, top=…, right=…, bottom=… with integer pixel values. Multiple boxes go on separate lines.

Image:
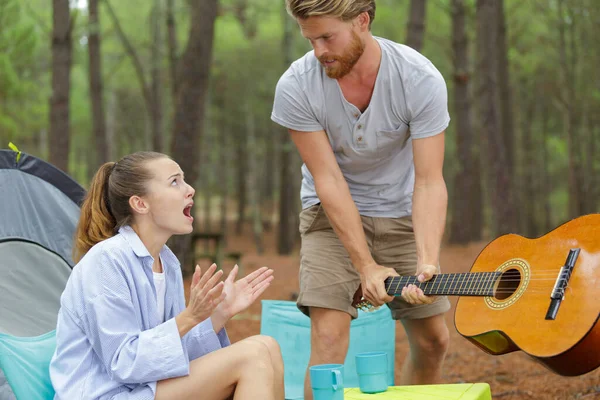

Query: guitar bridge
left=545, top=248, right=580, bottom=320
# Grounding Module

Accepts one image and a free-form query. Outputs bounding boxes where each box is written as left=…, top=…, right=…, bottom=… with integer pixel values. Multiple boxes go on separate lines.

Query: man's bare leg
left=303, top=307, right=351, bottom=400
left=399, top=314, right=449, bottom=385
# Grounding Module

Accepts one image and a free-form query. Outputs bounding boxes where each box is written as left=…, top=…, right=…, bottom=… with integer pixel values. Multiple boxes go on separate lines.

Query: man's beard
left=319, top=31, right=365, bottom=79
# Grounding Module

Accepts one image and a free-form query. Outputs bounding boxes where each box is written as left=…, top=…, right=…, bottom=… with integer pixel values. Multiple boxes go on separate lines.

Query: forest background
left=2, top=0, right=597, bottom=270
left=2, top=1, right=600, bottom=398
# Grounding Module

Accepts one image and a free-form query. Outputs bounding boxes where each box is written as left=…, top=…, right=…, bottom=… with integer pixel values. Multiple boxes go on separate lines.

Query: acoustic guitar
left=353, top=213, right=600, bottom=376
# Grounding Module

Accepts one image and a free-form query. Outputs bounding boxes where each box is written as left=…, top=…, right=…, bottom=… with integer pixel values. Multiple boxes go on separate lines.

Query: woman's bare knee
left=247, top=335, right=282, bottom=357
left=238, top=337, right=274, bottom=369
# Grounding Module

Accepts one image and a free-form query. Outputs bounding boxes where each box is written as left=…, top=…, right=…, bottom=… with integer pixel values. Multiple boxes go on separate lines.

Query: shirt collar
left=118, top=225, right=151, bottom=258
left=118, top=225, right=181, bottom=269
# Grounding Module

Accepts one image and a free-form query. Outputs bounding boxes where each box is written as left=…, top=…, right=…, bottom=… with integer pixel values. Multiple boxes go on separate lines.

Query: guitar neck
left=384, top=272, right=502, bottom=297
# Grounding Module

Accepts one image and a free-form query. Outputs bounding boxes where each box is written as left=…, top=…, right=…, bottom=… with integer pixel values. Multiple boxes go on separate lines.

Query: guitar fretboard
left=384, top=272, right=502, bottom=297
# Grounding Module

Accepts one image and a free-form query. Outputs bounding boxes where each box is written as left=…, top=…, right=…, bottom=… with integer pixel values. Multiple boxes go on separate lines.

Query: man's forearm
left=315, top=177, right=375, bottom=273
left=412, top=179, right=448, bottom=267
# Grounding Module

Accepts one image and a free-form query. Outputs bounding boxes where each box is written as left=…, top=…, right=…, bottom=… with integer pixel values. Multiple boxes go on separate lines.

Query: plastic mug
left=309, top=364, right=344, bottom=400
left=355, top=351, right=388, bottom=394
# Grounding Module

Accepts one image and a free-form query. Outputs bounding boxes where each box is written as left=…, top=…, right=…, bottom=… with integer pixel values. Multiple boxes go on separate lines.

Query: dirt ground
left=185, top=223, right=600, bottom=400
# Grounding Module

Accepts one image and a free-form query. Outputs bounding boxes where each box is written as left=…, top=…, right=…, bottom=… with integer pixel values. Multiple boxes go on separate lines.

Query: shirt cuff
left=155, top=318, right=189, bottom=378
left=216, top=325, right=231, bottom=347
left=410, top=117, right=450, bottom=139
left=185, top=317, right=229, bottom=360
left=271, top=113, right=323, bottom=132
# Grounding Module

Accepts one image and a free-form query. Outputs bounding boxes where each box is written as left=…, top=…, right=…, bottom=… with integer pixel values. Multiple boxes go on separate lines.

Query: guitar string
left=378, top=286, right=574, bottom=294
left=384, top=272, right=582, bottom=276
left=384, top=273, right=579, bottom=281
left=379, top=290, right=571, bottom=295
left=382, top=276, right=576, bottom=295
left=356, top=288, right=574, bottom=300
left=383, top=270, right=584, bottom=274
left=384, top=273, right=583, bottom=278
left=383, top=276, right=580, bottom=281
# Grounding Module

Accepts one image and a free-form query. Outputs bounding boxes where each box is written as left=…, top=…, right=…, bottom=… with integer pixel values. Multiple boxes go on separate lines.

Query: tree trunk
left=448, top=0, right=477, bottom=244
left=214, top=78, right=229, bottom=241
left=166, top=0, right=178, bottom=100
left=591, top=118, right=598, bottom=213
left=246, top=105, right=264, bottom=254
left=406, top=0, right=427, bottom=52
left=106, top=91, right=117, bottom=160
left=169, top=0, right=219, bottom=276
left=520, top=82, right=537, bottom=238
left=469, top=150, right=483, bottom=241
left=277, top=7, right=298, bottom=254
left=540, top=100, right=552, bottom=232
left=88, top=0, right=107, bottom=166
left=49, top=0, right=72, bottom=173
left=218, top=109, right=229, bottom=243
left=495, top=0, right=519, bottom=230
left=104, top=0, right=159, bottom=151
left=495, top=0, right=515, bottom=172
left=586, top=113, right=597, bottom=214
left=476, top=0, right=516, bottom=236
left=203, top=130, right=213, bottom=235
left=581, top=105, right=593, bottom=215
left=151, top=0, right=164, bottom=152
left=235, top=131, right=248, bottom=235
left=262, top=126, right=276, bottom=232
left=557, top=0, right=581, bottom=219
left=202, top=90, right=213, bottom=235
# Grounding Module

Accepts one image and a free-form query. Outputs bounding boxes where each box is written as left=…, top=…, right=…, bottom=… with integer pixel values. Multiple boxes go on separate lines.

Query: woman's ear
left=129, top=195, right=150, bottom=215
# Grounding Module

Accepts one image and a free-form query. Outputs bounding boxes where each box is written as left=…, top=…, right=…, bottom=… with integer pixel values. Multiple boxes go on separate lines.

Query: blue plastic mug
left=309, top=364, right=344, bottom=400
left=355, top=352, right=388, bottom=394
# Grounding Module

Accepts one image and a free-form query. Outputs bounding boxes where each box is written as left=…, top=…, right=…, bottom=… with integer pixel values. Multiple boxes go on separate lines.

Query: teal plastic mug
left=355, top=352, right=388, bottom=394
left=309, top=364, right=344, bottom=400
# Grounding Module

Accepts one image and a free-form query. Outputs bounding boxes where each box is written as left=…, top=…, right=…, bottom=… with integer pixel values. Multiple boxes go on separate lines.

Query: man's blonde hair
left=286, top=0, right=376, bottom=29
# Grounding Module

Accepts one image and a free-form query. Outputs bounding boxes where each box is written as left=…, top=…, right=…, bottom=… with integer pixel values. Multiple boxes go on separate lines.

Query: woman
left=50, top=151, right=284, bottom=400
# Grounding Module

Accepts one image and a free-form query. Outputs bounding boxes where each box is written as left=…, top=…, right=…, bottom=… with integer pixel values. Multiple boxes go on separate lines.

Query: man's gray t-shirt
left=271, top=37, right=450, bottom=218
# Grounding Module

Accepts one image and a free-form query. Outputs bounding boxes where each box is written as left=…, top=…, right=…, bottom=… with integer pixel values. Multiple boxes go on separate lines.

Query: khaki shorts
left=297, top=203, right=451, bottom=320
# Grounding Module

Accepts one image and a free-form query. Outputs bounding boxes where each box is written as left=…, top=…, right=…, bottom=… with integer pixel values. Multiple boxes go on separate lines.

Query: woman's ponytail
left=73, top=162, right=117, bottom=262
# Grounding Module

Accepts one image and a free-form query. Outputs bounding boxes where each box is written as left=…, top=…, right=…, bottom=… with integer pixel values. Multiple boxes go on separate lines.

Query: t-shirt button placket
left=356, top=124, right=364, bottom=145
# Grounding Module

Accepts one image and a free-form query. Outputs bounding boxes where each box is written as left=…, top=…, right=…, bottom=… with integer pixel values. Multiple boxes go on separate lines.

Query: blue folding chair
left=260, top=300, right=396, bottom=400
left=0, top=330, right=56, bottom=400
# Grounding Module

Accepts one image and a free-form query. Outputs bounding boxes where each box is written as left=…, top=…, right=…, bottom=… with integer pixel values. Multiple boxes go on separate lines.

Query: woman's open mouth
left=183, top=205, right=193, bottom=222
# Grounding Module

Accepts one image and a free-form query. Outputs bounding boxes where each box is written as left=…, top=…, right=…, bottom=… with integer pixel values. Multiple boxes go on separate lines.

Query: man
left=271, top=1, right=451, bottom=398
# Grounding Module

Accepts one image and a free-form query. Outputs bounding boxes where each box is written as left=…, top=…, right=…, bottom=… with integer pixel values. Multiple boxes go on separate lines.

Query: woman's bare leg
left=155, top=335, right=282, bottom=400
left=242, top=336, right=285, bottom=399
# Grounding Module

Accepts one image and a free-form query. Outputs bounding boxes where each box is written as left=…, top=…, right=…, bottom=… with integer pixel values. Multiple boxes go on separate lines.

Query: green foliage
left=2, top=0, right=598, bottom=231
left=0, top=0, right=43, bottom=143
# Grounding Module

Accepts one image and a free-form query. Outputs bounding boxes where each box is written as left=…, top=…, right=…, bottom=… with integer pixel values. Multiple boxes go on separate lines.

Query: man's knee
left=310, top=311, right=351, bottom=359
left=414, top=323, right=449, bottom=358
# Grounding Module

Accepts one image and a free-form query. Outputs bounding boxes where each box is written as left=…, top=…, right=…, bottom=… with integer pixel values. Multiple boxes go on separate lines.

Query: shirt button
left=358, top=124, right=363, bottom=129
left=357, top=136, right=363, bottom=142
left=354, top=113, right=359, bottom=118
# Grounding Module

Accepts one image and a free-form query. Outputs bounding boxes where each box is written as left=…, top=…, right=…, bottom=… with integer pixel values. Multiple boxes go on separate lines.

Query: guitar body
left=454, top=214, right=600, bottom=376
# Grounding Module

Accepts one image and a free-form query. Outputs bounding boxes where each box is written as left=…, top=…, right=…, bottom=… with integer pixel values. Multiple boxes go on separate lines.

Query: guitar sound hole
left=494, top=269, right=521, bottom=300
